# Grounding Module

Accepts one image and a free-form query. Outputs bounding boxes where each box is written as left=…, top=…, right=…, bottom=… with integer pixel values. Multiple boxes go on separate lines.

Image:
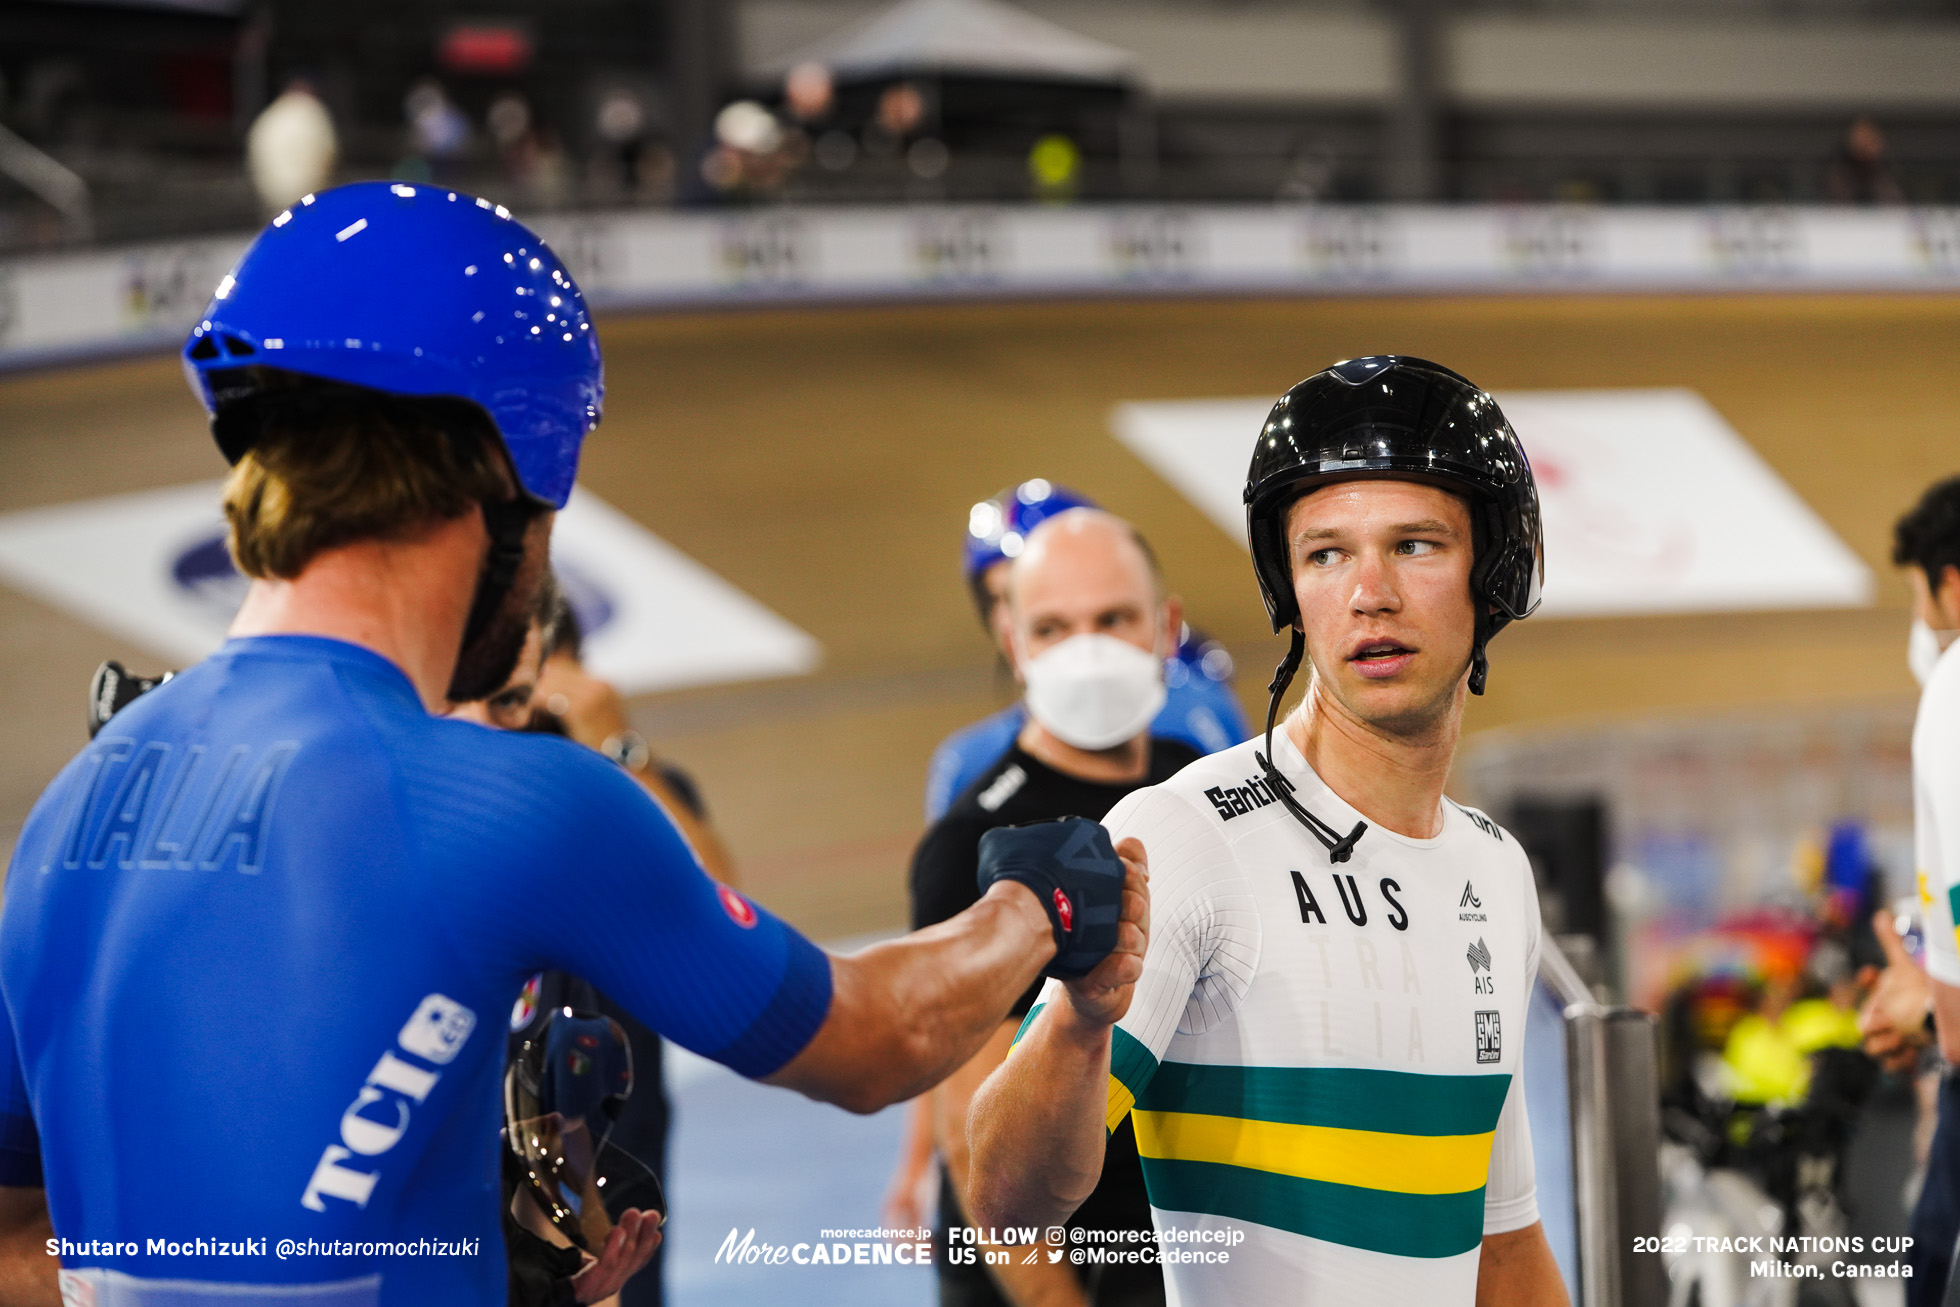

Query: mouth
left=1348, top=639, right=1416, bottom=679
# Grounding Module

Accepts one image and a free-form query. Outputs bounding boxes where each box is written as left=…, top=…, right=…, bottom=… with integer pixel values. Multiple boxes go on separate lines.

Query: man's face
left=1285, top=479, right=1476, bottom=734
left=1007, top=516, right=1167, bottom=670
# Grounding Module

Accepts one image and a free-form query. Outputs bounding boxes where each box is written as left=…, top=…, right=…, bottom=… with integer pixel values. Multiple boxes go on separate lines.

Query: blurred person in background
left=700, top=99, right=800, bottom=201
left=925, top=480, right=1249, bottom=822
left=245, top=77, right=337, bottom=215
left=447, top=581, right=660, bottom=1307
left=451, top=583, right=713, bottom=1307
left=1857, top=475, right=1960, bottom=1302
left=1826, top=115, right=1905, bottom=205
left=399, top=77, right=471, bottom=183
left=488, top=94, right=575, bottom=211
left=911, top=508, right=1186, bottom=1307
left=967, top=357, right=1567, bottom=1304
left=890, top=482, right=1251, bottom=1235
left=531, top=599, right=737, bottom=885
left=592, top=88, right=659, bottom=201
left=0, top=183, right=1143, bottom=1305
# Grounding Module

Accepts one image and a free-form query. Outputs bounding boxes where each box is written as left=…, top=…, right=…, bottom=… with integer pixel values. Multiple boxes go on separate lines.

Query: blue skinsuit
left=0, top=635, right=830, bottom=1305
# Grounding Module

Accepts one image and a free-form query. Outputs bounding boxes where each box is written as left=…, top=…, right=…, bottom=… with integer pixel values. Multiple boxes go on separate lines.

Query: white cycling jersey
left=1022, top=729, right=1542, bottom=1305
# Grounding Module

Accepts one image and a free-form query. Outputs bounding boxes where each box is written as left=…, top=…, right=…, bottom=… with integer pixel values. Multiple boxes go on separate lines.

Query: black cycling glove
left=976, top=817, right=1127, bottom=979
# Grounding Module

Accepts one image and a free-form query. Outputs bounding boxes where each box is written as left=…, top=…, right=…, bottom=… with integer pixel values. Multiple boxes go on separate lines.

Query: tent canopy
left=771, top=0, right=1136, bottom=87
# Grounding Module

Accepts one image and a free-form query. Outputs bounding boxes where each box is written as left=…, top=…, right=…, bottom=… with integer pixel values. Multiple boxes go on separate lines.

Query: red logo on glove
left=1052, top=888, right=1074, bottom=934
left=719, top=884, right=758, bottom=929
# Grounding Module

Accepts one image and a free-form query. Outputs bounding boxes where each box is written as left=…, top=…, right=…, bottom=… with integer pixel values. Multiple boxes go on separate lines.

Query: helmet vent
left=187, top=335, right=221, bottom=361
left=1330, top=356, right=1394, bottom=384
left=222, top=335, right=256, bottom=357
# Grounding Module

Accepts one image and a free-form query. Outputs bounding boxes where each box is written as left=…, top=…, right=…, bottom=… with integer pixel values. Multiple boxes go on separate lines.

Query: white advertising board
left=4, top=203, right=1959, bottom=370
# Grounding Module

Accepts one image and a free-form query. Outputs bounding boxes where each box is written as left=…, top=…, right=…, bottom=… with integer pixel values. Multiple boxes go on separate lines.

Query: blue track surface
left=665, top=1041, right=931, bottom=1305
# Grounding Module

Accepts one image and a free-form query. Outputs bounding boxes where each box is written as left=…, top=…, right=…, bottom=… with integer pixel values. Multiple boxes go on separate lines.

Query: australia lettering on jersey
left=1203, top=771, right=1295, bottom=822
left=41, top=738, right=300, bottom=876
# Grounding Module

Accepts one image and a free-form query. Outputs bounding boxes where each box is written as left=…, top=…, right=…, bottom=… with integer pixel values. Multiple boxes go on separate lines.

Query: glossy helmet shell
left=963, top=479, right=1098, bottom=579
left=182, top=181, right=601, bottom=509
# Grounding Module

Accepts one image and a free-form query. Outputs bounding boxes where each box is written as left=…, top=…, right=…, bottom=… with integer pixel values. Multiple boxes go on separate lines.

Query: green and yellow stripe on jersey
left=1012, top=1004, right=1511, bottom=1260
left=1012, top=1002, right=1160, bottom=1132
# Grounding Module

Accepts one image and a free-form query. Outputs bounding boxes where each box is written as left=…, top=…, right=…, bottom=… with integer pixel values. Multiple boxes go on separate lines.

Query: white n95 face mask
left=1020, top=633, right=1167, bottom=751
left=1910, top=618, right=1957, bottom=688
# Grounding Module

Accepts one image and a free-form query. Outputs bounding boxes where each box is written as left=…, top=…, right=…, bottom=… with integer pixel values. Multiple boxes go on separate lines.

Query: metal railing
left=1540, top=934, right=1665, bottom=1307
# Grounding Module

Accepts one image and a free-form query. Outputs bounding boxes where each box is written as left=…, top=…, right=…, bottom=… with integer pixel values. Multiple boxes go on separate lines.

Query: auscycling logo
left=1458, top=881, right=1487, bottom=922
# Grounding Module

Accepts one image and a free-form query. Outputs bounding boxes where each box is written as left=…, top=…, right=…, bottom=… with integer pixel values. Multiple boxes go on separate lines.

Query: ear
left=1162, top=594, right=1185, bottom=653
left=1939, top=564, right=1960, bottom=627
left=991, top=604, right=1019, bottom=670
left=1000, top=620, right=1029, bottom=684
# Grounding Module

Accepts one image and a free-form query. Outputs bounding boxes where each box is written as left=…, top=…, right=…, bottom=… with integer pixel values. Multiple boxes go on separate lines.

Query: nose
left=1348, top=549, right=1402, bottom=616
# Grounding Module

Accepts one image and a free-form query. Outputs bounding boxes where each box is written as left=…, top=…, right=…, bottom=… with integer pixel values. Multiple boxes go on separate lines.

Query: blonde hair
left=221, top=388, right=508, bottom=580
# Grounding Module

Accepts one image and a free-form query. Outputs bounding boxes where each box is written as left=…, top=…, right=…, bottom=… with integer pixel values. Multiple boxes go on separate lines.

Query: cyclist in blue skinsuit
left=0, top=183, right=1146, bottom=1307
left=923, top=481, right=1251, bottom=820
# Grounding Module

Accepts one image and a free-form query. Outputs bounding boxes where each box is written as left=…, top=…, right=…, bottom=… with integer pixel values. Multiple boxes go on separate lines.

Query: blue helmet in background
left=963, top=479, right=1097, bottom=580
left=182, top=181, right=601, bottom=509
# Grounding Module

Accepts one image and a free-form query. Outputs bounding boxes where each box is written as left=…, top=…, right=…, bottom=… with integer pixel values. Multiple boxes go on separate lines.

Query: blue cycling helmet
left=182, top=181, right=601, bottom=509
left=964, top=479, right=1097, bottom=580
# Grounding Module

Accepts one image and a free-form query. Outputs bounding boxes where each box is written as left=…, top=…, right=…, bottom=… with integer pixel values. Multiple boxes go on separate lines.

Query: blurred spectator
left=1825, top=116, right=1904, bottom=205
left=594, top=88, right=652, bottom=198
left=487, top=92, right=532, bottom=154
left=452, top=585, right=746, bottom=1307
left=1029, top=133, right=1081, bottom=201
left=399, top=77, right=471, bottom=182
left=1857, top=475, right=1960, bottom=1301
left=533, top=600, right=739, bottom=885
left=489, top=93, right=575, bottom=209
left=701, top=100, right=798, bottom=199
left=860, top=81, right=926, bottom=166
left=784, top=63, right=857, bottom=173
left=925, top=479, right=1247, bottom=823
left=876, top=82, right=926, bottom=139
left=907, top=508, right=1183, bottom=1307
left=244, top=78, right=337, bottom=214
left=784, top=62, right=835, bottom=126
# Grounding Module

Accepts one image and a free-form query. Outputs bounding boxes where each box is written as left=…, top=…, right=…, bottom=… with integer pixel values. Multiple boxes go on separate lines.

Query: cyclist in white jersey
left=966, top=357, right=1568, bottom=1305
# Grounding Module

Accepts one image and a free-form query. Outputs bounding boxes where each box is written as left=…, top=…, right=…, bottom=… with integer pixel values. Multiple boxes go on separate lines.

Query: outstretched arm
left=965, top=840, right=1149, bottom=1230
left=764, top=881, right=1058, bottom=1114
left=0, top=1187, right=57, bottom=1307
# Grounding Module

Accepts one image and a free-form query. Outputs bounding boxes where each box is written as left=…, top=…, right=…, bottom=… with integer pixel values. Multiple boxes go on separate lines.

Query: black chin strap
left=458, top=497, right=538, bottom=655
left=1254, top=628, right=1367, bottom=864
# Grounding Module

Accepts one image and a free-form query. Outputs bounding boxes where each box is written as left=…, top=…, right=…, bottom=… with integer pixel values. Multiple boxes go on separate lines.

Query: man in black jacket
left=912, top=509, right=1203, bottom=1307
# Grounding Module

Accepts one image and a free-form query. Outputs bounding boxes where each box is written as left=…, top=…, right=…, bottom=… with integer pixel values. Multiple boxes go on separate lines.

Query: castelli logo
left=1052, top=888, right=1073, bottom=933
left=719, top=884, right=758, bottom=929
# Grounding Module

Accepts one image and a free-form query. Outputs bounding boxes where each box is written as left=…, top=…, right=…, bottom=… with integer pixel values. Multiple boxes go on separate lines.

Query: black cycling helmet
left=1246, top=355, right=1542, bottom=659
left=1242, top=356, right=1544, bottom=862
left=505, top=1008, right=664, bottom=1257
